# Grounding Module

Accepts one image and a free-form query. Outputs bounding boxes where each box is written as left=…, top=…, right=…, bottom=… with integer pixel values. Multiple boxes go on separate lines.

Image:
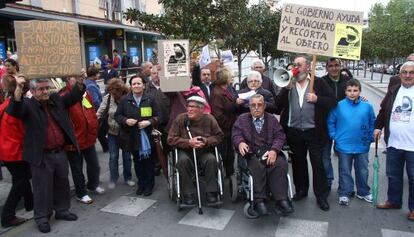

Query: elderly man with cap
left=167, top=96, right=224, bottom=206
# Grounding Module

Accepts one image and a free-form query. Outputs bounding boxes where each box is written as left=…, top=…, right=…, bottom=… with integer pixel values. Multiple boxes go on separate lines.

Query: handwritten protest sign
left=277, top=4, right=363, bottom=60
left=158, top=40, right=191, bottom=92
left=14, top=20, right=82, bottom=79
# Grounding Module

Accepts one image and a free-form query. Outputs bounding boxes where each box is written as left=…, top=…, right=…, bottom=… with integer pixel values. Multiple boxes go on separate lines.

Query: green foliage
left=363, top=0, right=414, bottom=62
left=124, top=0, right=283, bottom=66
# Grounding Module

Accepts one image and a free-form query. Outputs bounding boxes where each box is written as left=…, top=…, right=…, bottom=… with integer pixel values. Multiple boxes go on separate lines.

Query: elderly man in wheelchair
left=232, top=94, right=294, bottom=217
left=167, top=96, right=224, bottom=208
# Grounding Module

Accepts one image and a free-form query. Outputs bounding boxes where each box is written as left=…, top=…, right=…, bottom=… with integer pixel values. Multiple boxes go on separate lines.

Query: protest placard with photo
left=277, top=4, right=363, bottom=60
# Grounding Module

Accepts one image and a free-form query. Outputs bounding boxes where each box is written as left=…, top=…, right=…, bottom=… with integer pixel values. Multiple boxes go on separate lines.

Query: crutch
left=185, top=124, right=203, bottom=215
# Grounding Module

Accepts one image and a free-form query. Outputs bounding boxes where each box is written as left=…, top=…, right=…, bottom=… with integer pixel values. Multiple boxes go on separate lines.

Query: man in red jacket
left=60, top=77, right=105, bottom=205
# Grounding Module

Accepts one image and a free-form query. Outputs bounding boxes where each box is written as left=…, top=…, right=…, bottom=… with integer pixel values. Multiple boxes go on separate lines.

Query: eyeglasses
left=327, top=64, right=340, bottom=68
left=400, top=70, right=414, bottom=76
left=186, top=104, right=202, bottom=109
left=36, top=86, right=51, bottom=91
left=249, top=103, right=264, bottom=108
left=247, top=80, right=260, bottom=83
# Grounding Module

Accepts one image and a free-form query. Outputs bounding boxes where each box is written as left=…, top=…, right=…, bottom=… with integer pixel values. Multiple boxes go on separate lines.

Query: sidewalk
left=353, top=70, right=391, bottom=96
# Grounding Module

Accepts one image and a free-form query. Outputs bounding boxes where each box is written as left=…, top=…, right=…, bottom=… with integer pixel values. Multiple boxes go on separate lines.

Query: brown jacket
left=167, top=113, right=224, bottom=151
left=210, top=86, right=237, bottom=137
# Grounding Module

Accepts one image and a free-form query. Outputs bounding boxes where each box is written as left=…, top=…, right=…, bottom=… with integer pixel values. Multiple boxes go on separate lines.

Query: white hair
left=247, top=70, right=262, bottom=83
left=400, top=61, right=414, bottom=73
left=251, top=59, right=264, bottom=69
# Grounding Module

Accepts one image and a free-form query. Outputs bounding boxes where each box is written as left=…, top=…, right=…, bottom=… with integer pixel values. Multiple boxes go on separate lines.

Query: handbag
left=98, top=94, right=111, bottom=137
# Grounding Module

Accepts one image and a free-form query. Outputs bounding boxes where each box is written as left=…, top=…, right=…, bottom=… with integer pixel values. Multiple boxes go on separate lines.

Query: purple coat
left=232, top=112, right=286, bottom=153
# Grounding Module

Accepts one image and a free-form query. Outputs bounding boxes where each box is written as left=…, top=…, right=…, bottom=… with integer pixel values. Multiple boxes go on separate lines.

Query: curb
left=360, top=80, right=387, bottom=97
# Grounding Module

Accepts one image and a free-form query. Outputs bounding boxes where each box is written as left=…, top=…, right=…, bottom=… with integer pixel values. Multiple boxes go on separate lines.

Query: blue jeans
left=322, top=139, right=334, bottom=187
left=337, top=152, right=370, bottom=197
left=107, top=134, right=132, bottom=183
left=386, top=147, right=414, bottom=211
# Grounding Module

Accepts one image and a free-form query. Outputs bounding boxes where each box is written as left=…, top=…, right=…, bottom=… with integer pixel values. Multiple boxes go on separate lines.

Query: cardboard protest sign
left=14, top=20, right=82, bottom=79
left=158, top=40, right=191, bottom=92
left=277, top=4, right=363, bottom=60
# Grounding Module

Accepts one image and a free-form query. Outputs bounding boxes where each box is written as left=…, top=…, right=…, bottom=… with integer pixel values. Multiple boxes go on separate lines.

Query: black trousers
left=176, top=150, right=218, bottom=195
left=133, top=154, right=155, bottom=191
left=67, top=145, right=101, bottom=198
left=247, top=154, right=288, bottom=202
left=286, top=128, right=329, bottom=200
left=218, top=136, right=235, bottom=177
left=31, top=151, right=71, bottom=225
left=1, top=161, right=33, bottom=224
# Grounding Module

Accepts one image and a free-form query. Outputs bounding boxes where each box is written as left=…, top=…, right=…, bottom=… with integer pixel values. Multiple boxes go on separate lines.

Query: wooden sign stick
left=309, top=54, right=317, bottom=93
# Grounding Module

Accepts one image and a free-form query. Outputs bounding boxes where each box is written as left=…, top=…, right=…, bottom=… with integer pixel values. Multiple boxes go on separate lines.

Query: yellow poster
left=333, top=23, right=363, bottom=60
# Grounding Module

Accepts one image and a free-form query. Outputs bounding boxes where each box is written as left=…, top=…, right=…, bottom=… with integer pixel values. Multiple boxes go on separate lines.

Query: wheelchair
left=228, top=149, right=293, bottom=218
left=167, top=147, right=224, bottom=213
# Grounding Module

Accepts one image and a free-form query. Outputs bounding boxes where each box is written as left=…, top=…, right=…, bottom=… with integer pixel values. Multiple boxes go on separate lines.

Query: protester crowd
left=0, top=51, right=413, bottom=233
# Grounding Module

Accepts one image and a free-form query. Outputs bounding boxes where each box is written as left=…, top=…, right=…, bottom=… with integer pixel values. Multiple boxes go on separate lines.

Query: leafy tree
left=124, top=0, right=216, bottom=53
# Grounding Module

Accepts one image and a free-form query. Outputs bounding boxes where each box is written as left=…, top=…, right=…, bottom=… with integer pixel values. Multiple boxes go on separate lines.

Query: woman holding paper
left=236, top=70, right=276, bottom=114
left=115, top=75, right=159, bottom=196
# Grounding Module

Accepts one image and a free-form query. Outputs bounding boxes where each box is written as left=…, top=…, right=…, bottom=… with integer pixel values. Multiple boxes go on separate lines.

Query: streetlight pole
left=259, top=0, right=263, bottom=59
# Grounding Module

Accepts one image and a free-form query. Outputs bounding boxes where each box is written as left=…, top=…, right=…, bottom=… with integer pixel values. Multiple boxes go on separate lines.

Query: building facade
left=0, top=0, right=163, bottom=68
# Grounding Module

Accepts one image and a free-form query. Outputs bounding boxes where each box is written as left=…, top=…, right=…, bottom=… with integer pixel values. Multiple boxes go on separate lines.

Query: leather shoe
left=55, top=212, right=78, bottom=221
left=136, top=186, right=145, bottom=196
left=408, top=211, right=414, bottom=221
left=143, top=187, right=153, bottom=196
left=206, top=192, right=217, bottom=203
left=183, top=194, right=195, bottom=205
left=292, top=190, right=308, bottom=201
left=255, top=202, right=269, bottom=216
left=377, top=201, right=402, bottom=209
left=317, top=199, right=330, bottom=211
left=1, top=217, right=27, bottom=228
left=275, top=200, right=294, bottom=216
left=37, top=222, right=51, bottom=233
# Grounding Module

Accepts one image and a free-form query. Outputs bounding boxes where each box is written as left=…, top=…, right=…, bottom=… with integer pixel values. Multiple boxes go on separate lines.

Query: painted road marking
left=100, top=196, right=156, bottom=217
left=275, top=218, right=328, bottom=237
left=179, top=207, right=235, bottom=230
left=382, top=229, right=414, bottom=237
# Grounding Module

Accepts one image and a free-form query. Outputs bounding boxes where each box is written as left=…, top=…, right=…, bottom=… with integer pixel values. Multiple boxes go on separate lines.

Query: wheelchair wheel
left=243, top=202, right=259, bottom=219
left=229, top=174, right=239, bottom=202
left=167, top=153, right=177, bottom=201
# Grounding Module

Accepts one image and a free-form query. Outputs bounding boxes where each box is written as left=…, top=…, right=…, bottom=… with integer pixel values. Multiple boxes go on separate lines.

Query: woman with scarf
left=115, top=75, right=159, bottom=196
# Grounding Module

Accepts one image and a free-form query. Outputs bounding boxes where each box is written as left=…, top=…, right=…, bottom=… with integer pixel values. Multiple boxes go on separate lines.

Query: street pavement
left=0, top=71, right=413, bottom=237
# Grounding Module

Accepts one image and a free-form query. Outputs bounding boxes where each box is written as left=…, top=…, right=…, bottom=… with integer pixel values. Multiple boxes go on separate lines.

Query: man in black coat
left=275, top=55, right=337, bottom=211
left=102, top=63, right=119, bottom=84
left=7, top=76, right=85, bottom=233
left=320, top=58, right=350, bottom=191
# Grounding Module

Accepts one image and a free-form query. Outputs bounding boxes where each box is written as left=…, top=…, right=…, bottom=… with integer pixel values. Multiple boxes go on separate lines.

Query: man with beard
left=275, top=55, right=337, bottom=211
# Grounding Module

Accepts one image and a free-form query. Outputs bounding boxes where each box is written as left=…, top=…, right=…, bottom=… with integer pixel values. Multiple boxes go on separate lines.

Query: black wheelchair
left=167, top=147, right=225, bottom=213
left=228, top=149, right=293, bottom=218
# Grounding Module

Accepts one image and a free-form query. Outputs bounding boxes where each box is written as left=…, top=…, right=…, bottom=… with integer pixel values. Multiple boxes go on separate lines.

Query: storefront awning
left=0, top=5, right=160, bottom=36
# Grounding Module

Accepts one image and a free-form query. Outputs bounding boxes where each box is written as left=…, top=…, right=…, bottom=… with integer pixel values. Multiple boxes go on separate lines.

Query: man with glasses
left=321, top=58, right=351, bottom=192
left=7, top=75, right=85, bottom=233
left=375, top=61, right=414, bottom=221
left=167, top=96, right=224, bottom=206
left=275, top=55, right=337, bottom=211
left=232, top=94, right=294, bottom=217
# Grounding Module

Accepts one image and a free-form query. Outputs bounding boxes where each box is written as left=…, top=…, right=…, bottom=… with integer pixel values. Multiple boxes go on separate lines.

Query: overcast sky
left=250, top=0, right=390, bottom=18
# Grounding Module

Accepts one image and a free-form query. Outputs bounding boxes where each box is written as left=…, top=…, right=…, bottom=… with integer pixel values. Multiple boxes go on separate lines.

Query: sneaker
left=108, top=182, right=116, bottom=189
left=125, top=180, right=135, bottom=187
left=88, top=186, right=105, bottom=194
left=356, top=194, right=373, bottom=203
left=339, top=196, right=350, bottom=206
left=76, top=195, right=93, bottom=204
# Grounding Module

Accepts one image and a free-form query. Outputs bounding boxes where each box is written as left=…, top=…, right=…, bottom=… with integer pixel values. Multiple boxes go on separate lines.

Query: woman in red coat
left=0, top=74, right=33, bottom=228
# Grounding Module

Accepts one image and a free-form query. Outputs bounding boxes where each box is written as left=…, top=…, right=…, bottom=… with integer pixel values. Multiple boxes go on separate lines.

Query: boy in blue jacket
left=327, top=79, right=376, bottom=206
